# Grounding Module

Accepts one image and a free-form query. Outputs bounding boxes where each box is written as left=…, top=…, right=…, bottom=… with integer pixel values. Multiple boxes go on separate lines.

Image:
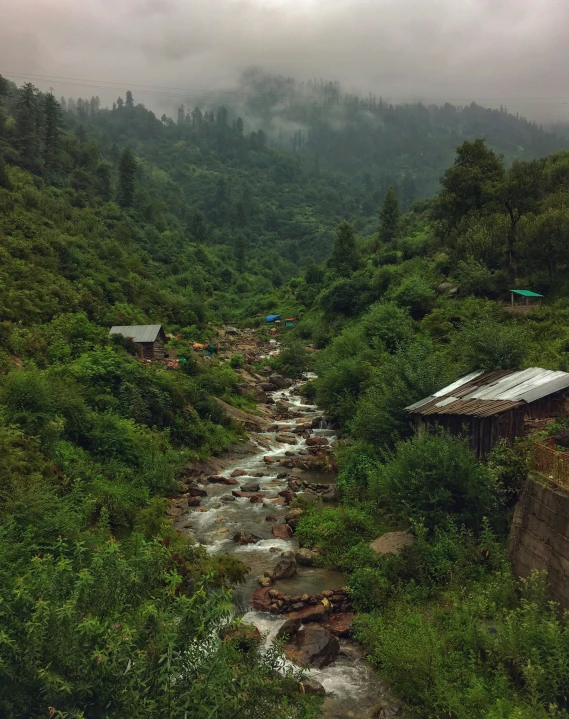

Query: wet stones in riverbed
left=231, top=469, right=248, bottom=478
left=188, top=486, right=207, bottom=497
left=187, top=496, right=202, bottom=507
left=272, top=559, right=297, bottom=579
left=269, top=374, right=293, bottom=389
left=276, top=434, right=298, bottom=444
left=221, top=494, right=236, bottom=502
left=239, top=481, right=260, bottom=493
left=271, top=523, right=293, bottom=540
left=264, top=456, right=277, bottom=464
left=295, top=548, right=317, bottom=566
left=284, top=625, right=340, bottom=669
left=233, top=531, right=261, bottom=545
left=305, top=436, right=329, bottom=447
left=208, top=475, right=239, bottom=485
left=276, top=472, right=288, bottom=479
left=285, top=508, right=303, bottom=529
left=276, top=617, right=301, bottom=639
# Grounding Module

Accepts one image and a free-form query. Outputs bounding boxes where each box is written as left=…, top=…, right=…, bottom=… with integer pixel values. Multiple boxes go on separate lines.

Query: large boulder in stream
left=269, top=374, right=294, bottom=389
left=273, top=559, right=297, bottom=579
left=272, top=523, right=293, bottom=540
left=284, top=625, right=340, bottom=668
left=306, top=436, right=329, bottom=447
left=295, top=548, right=317, bottom=566
left=240, top=482, right=261, bottom=493
left=233, top=531, right=261, bottom=545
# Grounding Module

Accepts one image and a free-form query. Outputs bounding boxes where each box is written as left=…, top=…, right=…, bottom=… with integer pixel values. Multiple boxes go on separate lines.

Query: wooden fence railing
left=532, top=437, right=569, bottom=490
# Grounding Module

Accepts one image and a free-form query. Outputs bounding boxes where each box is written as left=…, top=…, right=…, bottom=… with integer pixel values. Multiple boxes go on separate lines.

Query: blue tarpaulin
left=265, top=314, right=281, bottom=322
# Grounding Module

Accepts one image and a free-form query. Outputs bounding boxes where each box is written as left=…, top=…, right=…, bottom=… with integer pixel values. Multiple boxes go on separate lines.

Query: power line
left=4, top=69, right=569, bottom=107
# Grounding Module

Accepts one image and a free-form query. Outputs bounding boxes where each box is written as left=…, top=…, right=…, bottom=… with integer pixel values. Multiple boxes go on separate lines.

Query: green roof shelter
left=510, top=289, right=543, bottom=308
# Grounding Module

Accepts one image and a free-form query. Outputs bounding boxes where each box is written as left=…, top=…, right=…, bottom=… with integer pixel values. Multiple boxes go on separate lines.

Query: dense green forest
left=2, top=67, right=569, bottom=718
left=280, top=139, right=569, bottom=718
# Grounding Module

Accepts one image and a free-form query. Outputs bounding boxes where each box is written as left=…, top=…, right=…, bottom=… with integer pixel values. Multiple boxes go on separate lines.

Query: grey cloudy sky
left=1, top=0, right=568, bottom=120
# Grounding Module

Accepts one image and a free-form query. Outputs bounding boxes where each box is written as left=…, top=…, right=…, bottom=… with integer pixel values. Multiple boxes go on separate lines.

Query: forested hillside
left=278, top=139, right=569, bottom=719
left=2, top=66, right=569, bottom=719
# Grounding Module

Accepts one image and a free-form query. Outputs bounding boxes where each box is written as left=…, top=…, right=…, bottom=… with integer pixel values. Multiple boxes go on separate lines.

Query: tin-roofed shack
left=406, top=368, right=569, bottom=459
left=109, top=325, right=166, bottom=360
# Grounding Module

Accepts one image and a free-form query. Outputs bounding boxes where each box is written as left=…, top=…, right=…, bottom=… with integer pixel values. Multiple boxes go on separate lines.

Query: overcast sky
left=1, top=0, right=568, bottom=121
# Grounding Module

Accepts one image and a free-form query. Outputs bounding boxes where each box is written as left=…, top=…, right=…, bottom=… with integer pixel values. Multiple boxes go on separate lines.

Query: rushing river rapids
left=175, top=370, right=396, bottom=718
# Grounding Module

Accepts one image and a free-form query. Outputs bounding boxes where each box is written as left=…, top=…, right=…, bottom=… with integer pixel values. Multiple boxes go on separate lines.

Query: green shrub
left=370, top=432, right=499, bottom=533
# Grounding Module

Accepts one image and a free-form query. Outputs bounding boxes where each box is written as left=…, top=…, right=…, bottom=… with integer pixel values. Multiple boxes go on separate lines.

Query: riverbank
left=167, top=329, right=404, bottom=718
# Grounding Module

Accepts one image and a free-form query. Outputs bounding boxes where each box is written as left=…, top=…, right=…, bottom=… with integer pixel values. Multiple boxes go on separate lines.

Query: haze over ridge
left=1, top=0, right=568, bottom=121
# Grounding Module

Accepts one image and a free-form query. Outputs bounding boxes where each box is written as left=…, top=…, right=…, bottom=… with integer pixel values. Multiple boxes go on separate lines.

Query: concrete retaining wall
left=509, top=473, right=569, bottom=610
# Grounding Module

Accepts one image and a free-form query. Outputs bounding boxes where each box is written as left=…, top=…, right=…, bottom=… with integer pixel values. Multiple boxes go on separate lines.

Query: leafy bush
left=351, top=340, right=453, bottom=449
left=369, top=432, right=499, bottom=533
left=456, top=318, right=528, bottom=371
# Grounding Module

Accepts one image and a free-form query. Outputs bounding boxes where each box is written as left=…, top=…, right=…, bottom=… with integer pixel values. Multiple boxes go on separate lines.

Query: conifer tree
left=125, top=91, right=134, bottom=109
left=43, top=93, right=64, bottom=172
left=378, top=186, right=400, bottom=247
left=118, top=148, right=136, bottom=207
left=15, top=82, right=42, bottom=172
left=327, top=221, right=359, bottom=277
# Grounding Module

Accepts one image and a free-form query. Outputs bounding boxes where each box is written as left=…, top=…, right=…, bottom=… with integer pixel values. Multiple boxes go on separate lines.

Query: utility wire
left=4, top=70, right=569, bottom=108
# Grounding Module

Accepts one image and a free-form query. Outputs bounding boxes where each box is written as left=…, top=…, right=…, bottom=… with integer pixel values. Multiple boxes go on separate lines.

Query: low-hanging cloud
left=1, top=0, right=568, bottom=121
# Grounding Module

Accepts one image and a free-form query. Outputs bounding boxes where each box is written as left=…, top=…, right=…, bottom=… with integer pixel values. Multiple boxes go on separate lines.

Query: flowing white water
left=176, top=372, right=392, bottom=717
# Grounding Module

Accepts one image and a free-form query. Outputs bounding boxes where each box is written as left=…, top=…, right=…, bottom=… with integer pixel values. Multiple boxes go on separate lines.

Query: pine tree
left=43, top=93, right=64, bottom=172
left=125, top=91, right=134, bottom=109
left=234, top=233, right=246, bottom=272
left=15, top=82, right=42, bottom=172
left=378, top=186, right=400, bottom=247
left=118, top=148, right=136, bottom=207
left=327, top=221, right=359, bottom=277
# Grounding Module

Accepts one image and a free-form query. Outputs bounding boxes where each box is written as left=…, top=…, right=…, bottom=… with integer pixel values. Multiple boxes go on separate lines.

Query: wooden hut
left=109, top=324, right=166, bottom=360
left=406, top=368, right=569, bottom=459
left=508, top=289, right=543, bottom=314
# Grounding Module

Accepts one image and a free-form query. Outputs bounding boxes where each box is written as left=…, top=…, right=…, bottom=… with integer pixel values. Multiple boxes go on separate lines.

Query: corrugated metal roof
left=406, top=367, right=569, bottom=418
left=510, top=289, right=543, bottom=297
left=109, top=325, right=163, bottom=343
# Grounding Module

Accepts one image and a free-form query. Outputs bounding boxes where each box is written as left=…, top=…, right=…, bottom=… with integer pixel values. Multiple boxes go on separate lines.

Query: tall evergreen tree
left=234, top=233, right=246, bottom=272
left=125, top=91, right=134, bottom=109
left=43, top=93, right=64, bottom=172
left=378, top=186, right=401, bottom=247
left=15, top=83, right=42, bottom=172
left=118, top=148, right=136, bottom=207
left=327, top=221, right=359, bottom=277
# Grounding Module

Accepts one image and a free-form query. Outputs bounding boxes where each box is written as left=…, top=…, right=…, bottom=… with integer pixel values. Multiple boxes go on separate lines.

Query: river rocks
left=187, top=496, right=202, bottom=507
left=299, top=679, right=326, bottom=696
left=276, top=434, right=297, bottom=444
left=285, top=508, right=304, bottom=529
left=306, top=436, right=329, bottom=447
left=260, top=382, right=278, bottom=392
left=370, top=531, right=416, bottom=556
left=321, top=485, right=339, bottom=502
left=240, top=481, right=260, bottom=493
left=272, top=524, right=293, bottom=540
left=278, top=489, right=295, bottom=504
left=269, top=373, right=294, bottom=389
left=329, top=613, right=354, bottom=637
left=231, top=469, right=248, bottom=478
left=295, top=548, right=317, bottom=566
left=284, top=625, right=340, bottom=668
left=273, top=559, right=297, bottom=579
left=233, top=531, right=261, bottom=545
left=221, top=494, right=236, bottom=502
left=258, top=575, right=272, bottom=587
left=188, top=486, right=208, bottom=497
left=277, top=617, right=302, bottom=639
left=222, top=624, right=262, bottom=653
left=264, top=456, right=277, bottom=464
left=287, top=602, right=328, bottom=623
left=265, top=515, right=277, bottom=522
left=277, top=472, right=289, bottom=479
left=373, top=701, right=403, bottom=718
left=208, top=475, right=239, bottom=485
left=232, top=490, right=263, bottom=499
